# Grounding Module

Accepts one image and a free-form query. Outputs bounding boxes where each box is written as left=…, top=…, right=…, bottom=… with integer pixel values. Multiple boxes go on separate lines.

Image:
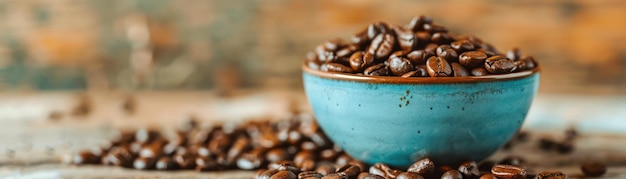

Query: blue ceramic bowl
left=302, top=65, right=540, bottom=167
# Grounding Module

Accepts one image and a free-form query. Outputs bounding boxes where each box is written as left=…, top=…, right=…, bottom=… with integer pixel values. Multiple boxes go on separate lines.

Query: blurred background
left=0, top=0, right=624, bottom=93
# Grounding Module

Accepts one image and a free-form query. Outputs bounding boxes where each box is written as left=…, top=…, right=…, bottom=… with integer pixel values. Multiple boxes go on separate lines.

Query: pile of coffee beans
left=305, top=16, right=537, bottom=77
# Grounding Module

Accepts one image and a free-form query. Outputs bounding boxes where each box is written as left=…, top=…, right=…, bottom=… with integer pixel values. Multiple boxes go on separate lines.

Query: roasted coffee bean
left=506, top=48, right=521, bottom=61
left=370, top=163, right=402, bottom=178
left=518, top=56, right=536, bottom=70
left=363, top=64, right=390, bottom=76
left=426, top=56, right=452, bottom=77
left=226, top=135, right=250, bottom=163
left=424, top=24, right=447, bottom=33
left=491, top=164, right=527, bottom=179
left=451, top=62, right=469, bottom=77
left=367, top=24, right=380, bottom=40
left=359, top=173, right=385, bottom=179
left=336, top=164, right=362, bottom=178
left=458, top=161, right=480, bottom=177
left=135, top=128, right=159, bottom=144
left=581, top=161, right=606, bottom=177
left=347, top=160, right=367, bottom=173
left=271, top=170, right=297, bottom=179
left=208, top=130, right=232, bottom=155
left=102, top=147, right=134, bottom=168
left=396, top=172, right=424, bottom=179
left=324, top=38, right=345, bottom=52
left=407, top=50, right=432, bottom=65
left=300, top=159, right=317, bottom=171
left=390, top=50, right=409, bottom=59
left=337, top=45, right=359, bottom=58
left=407, top=16, right=432, bottom=32
left=394, top=26, right=417, bottom=51
left=471, top=67, right=489, bottom=76
left=321, top=63, right=353, bottom=73
left=484, top=55, right=516, bottom=74
left=269, top=161, right=301, bottom=174
left=133, top=157, right=156, bottom=170
left=374, top=22, right=391, bottom=34
left=477, top=161, right=495, bottom=172
left=258, top=169, right=281, bottom=179
left=368, top=33, right=396, bottom=60
left=266, top=148, right=290, bottom=163
left=139, top=139, right=166, bottom=158
left=459, top=51, right=488, bottom=68
left=349, top=51, right=375, bottom=72
left=424, top=43, right=439, bottom=55
left=318, top=51, right=337, bottom=63
left=388, top=57, right=415, bottom=76
left=500, top=156, right=526, bottom=166
left=195, top=156, right=219, bottom=171
left=316, top=163, right=337, bottom=176
left=479, top=173, right=496, bottom=179
left=431, top=32, right=452, bottom=44
left=352, top=27, right=371, bottom=45
left=436, top=45, right=458, bottom=62
left=322, top=173, right=349, bottom=179
left=451, top=40, right=475, bottom=53
left=299, top=171, right=323, bottom=179
left=440, top=170, right=463, bottom=179
left=237, top=148, right=266, bottom=170
left=535, top=171, right=566, bottom=179
left=72, top=150, right=100, bottom=164
left=155, top=156, right=178, bottom=170
left=335, top=154, right=353, bottom=168
left=407, top=158, right=435, bottom=175
left=415, top=31, right=432, bottom=47
left=172, top=148, right=196, bottom=169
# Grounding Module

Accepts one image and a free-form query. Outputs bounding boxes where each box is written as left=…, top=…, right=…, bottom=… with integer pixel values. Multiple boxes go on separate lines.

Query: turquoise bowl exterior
left=302, top=68, right=539, bottom=167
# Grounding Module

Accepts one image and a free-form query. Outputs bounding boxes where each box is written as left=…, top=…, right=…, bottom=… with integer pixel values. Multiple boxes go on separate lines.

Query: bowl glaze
left=302, top=65, right=540, bottom=167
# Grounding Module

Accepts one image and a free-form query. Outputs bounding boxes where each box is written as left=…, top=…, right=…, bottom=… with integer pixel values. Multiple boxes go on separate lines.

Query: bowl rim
left=302, top=64, right=540, bottom=84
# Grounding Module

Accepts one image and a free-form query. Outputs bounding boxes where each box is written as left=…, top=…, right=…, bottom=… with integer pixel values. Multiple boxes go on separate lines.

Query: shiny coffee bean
left=366, top=24, right=380, bottom=40
left=72, top=150, right=101, bottom=164
left=337, top=45, right=359, bottom=58
left=352, top=27, right=370, bottom=45
left=322, top=173, right=348, bottom=179
left=363, top=64, right=390, bottom=76
left=407, top=158, right=435, bottom=175
left=155, top=156, right=178, bottom=170
left=407, top=50, right=433, bottom=65
left=479, top=173, right=496, bottom=179
left=324, top=38, right=345, bottom=52
left=485, top=55, right=517, bottom=74
left=436, top=45, right=458, bottom=62
left=451, top=40, right=475, bottom=53
left=415, top=31, right=431, bottom=47
left=394, top=26, right=417, bottom=51
left=269, top=161, right=301, bottom=175
left=300, top=159, right=317, bottom=171
left=518, top=56, right=536, bottom=70
left=368, top=33, right=396, bottom=60
left=321, top=63, right=353, bottom=73
left=426, top=56, right=452, bottom=77
left=370, top=163, right=402, bottom=178
left=266, top=148, right=290, bottom=163
left=336, top=164, right=361, bottom=178
left=440, top=170, right=463, bottom=179
left=506, top=48, right=521, bottom=61
left=316, top=163, right=337, bottom=176
left=424, top=43, right=439, bottom=55
left=459, top=51, right=488, bottom=68
left=258, top=169, right=281, bottom=179
left=396, top=172, right=424, bottom=179
left=299, top=171, right=323, bottom=179
left=133, top=157, right=156, bottom=170
left=581, top=161, right=606, bottom=177
left=335, top=154, right=353, bottom=168
left=390, top=50, right=408, bottom=59
left=359, top=173, right=385, bottom=179
left=319, top=149, right=339, bottom=161
left=424, top=24, right=448, bottom=33
left=237, top=148, right=266, bottom=170
left=458, top=161, right=480, bottom=177
left=471, top=67, right=489, bottom=76
left=407, top=16, right=432, bottom=32
left=388, top=57, right=415, bottom=76
left=535, top=171, right=566, bottom=179
left=451, top=62, right=469, bottom=77
left=349, top=51, right=375, bottom=72
left=431, top=32, right=452, bottom=44
left=271, top=171, right=297, bottom=179
left=294, top=151, right=315, bottom=166
left=491, top=164, right=527, bottom=179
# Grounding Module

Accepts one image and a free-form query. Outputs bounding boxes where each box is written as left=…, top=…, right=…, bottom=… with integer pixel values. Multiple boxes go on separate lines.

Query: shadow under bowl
left=302, top=65, right=540, bottom=167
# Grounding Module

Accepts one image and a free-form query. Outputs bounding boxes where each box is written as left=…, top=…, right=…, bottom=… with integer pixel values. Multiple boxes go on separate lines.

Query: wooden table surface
left=1, top=91, right=625, bottom=178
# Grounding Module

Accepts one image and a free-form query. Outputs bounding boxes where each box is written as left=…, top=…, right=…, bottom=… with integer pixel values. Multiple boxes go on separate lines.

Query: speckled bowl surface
left=302, top=65, right=540, bottom=167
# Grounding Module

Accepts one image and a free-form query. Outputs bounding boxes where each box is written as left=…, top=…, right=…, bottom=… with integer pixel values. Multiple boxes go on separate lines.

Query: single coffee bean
left=367, top=24, right=380, bottom=40
left=484, top=55, right=516, bottom=74
left=374, top=22, right=391, bottom=34
left=319, top=149, right=339, bottom=161
left=440, top=170, right=463, bottom=179
left=266, top=148, right=290, bottom=163
left=415, top=31, right=431, bottom=47
left=394, top=26, right=417, bottom=51
left=300, top=159, right=316, bottom=171
left=257, top=169, right=280, bottom=179
left=294, top=151, right=315, bottom=166
left=431, top=32, right=452, bottom=44
left=451, top=40, right=475, bottom=53
left=424, top=24, right=448, bottom=33
left=324, top=38, right=345, bottom=52
left=479, top=173, right=496, bottom=179
left=451, top=62, right=469, bottom=77
left=506, top=48, right=521, bottom=61
left=407, top=158, right=435, bottom=175
left=491, top=164, right=527, bottom=179
left=299, top=171, right=323, bottom=179
left=363, top=64, right=390, bottom=76
left=407, top=50, right=432, bottom=65
left=269, top=161, right=300, bottom=175
left=581, top=161, right=606, bottom=177
left=370, top=163, right=402, bottom=178
left=436, top=45, right=458, bottom=62
left=390, top=50, right=408, bottom=59
left=335, top=154, right=353, bottom=168
left=349, top=51, right=375, bottom=72
left=226, top=135, right=250, bottom=163
left=352, top=27, right=370, bottom=45
left=535, top=171, right=566, bottom=179
left=102, top=147, right=134, bottom=168
left=133, top=157, right=156, bottom=170
left=336, top=164, right=362, bottom=178
left=237, top=148, right=266, bottom=170
left=368, top=33, right=396, bottom=60
left=396, top=172, right=425, bottom=179
left=318, top=51, right=337, bottom=63
left=459, top=51, right=488, bottom=68
left=471, top=67, right=489, bottom=76
left=322, top=173, right=348, bottom=179
left=424, top=43, right=439, bottom=55
left=407, top=16, right=432, bottom=32
left=500, top=156, right=526, bottom=166
left=271, top=171, right=297, bottom=179
left=401, top=70, right=418, bottom=78
left=321, top=63, right=353, bottom=73
left=426, top=56, right=452, bottom=77
left=388, top=57, right=415, bottom=76
left=316, top=163, right=336, bottom=176
left=337, top=45, right=359, bottom=58
left=518, top=56, right=536, bottom=70
left=155, top=156, right=178, bottom=170
left=72, top=150, right=100, bottom=164
left=458, top=161, right=480, bottom=177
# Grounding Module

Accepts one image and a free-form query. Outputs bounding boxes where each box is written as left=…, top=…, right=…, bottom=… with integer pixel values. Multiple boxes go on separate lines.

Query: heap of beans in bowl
left=305, top=16, right=537, bottom=77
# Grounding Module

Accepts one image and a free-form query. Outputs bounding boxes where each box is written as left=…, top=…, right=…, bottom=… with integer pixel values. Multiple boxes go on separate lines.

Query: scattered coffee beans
left=306, top=16, right=538, bottom=77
